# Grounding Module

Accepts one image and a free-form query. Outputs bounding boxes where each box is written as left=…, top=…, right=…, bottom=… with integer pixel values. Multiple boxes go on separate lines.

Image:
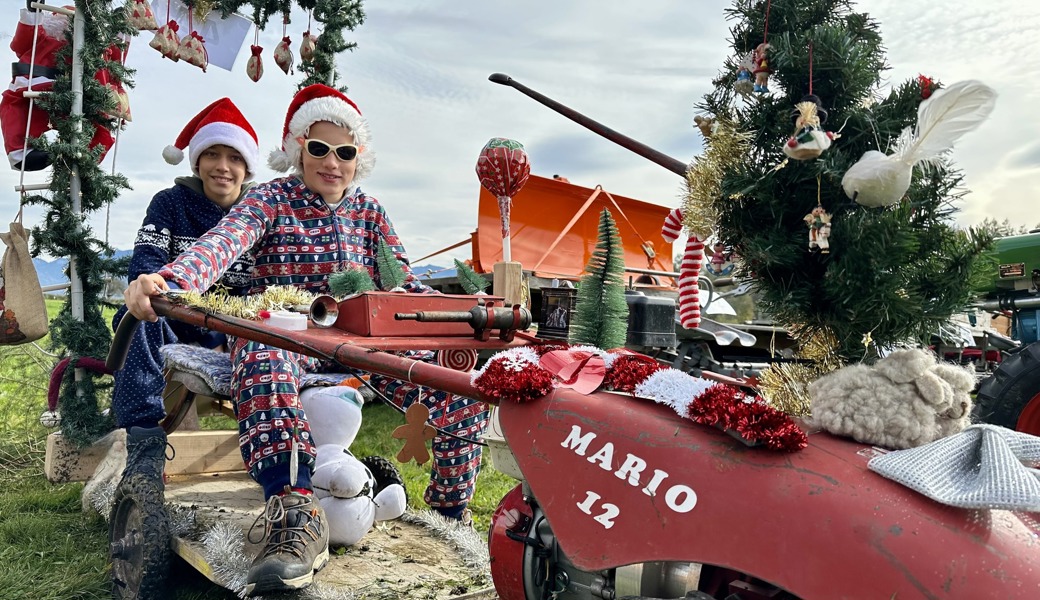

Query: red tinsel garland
left=687, top=384, right=808, bottom=452
left=474, top=345, right=808, bottom=452
left=473, top=354, right=555, bottom=403
left=604, top=354, right=665, bottom=393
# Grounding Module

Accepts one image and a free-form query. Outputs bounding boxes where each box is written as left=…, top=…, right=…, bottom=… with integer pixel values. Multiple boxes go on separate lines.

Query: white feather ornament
left=842, top=80, right=997, bottom=208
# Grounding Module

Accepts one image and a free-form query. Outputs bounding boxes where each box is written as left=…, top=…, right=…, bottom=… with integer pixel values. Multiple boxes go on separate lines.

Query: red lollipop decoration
left=475, top=138, right=530, bottom=262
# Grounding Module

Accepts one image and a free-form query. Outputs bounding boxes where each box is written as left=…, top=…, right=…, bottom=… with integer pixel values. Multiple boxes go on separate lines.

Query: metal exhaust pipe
left=309, top=295, right=340, bottom=328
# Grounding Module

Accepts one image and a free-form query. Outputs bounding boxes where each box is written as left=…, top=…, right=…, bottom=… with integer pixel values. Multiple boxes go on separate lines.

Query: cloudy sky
left=1, top=0, right=1037, bottom=266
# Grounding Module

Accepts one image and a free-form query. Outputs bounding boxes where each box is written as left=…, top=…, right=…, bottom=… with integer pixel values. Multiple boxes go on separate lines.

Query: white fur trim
left=268, top=96, right=376, bottom=180
left=162, top=145, right=184, bottom=165
left=187, top=121, right=260, bottom=177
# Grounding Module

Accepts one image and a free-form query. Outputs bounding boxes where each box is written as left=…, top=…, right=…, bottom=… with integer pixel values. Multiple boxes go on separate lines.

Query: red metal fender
left=499, top=390, right=1040, bottom=600
left=488, top=484, right=535, bottom=600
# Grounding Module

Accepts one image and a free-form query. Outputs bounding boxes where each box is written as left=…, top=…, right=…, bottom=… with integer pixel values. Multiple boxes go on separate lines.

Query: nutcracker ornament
left=752, top=42, right=771, bottom=93
left=804, top=204, right=832, bottom=254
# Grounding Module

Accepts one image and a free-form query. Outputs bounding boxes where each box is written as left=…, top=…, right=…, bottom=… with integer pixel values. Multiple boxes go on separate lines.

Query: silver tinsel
left=402, top=509, right=491, bottom=585
left=200, top=520, right=363, bottom=600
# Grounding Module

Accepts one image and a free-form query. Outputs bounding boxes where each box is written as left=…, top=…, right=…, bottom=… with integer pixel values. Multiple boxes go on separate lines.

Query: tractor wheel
left=360, top=455, right=404, bottom=498
left=973, top=341, right=1040, bottom=436
left=109, top=474, right=171, bottom=600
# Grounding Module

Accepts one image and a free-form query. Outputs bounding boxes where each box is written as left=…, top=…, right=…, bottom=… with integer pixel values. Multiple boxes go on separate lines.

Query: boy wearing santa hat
left=113, top=97, right=259, bottom=491
left=123, top=85, right=487, bottom=595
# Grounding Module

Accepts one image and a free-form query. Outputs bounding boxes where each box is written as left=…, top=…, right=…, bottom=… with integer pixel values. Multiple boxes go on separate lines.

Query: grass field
left=0, top=299, right=514, bottom=599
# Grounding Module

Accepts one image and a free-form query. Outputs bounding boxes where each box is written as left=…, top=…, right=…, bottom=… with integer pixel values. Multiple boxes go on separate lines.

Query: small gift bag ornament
left=176, top=10, right=208, bottom=71
left=275, top=36, right=294, bottom=74
left=150, top=20, right=180, bottom=61
left=126, top=0, right=158, bottom=31
left=177, top=31, right=208, bottom=71
left=246, top=45, right=264, bottom=82
left=0, top=216, right=49, bottom=345
left=783, top=95, right=836, bottom=160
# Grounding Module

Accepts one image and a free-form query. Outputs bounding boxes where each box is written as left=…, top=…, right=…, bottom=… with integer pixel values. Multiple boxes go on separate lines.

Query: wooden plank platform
left=166, top=471, right=496, bottom=599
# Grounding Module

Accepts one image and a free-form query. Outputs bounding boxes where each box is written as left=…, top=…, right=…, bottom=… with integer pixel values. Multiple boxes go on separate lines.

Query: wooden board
left=166, top=472, right=497, bottom=599
left=45, top=430, right=243, bottom=483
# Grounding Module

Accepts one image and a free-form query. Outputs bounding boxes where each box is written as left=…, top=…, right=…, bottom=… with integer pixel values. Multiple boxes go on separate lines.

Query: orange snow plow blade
left=474, top=174, right=674, bottom=279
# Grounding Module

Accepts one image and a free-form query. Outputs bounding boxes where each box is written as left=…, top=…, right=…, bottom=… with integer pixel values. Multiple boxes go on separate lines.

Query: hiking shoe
left=121, top=426, right=170, bottom=489
left=244, top=490, right=330, bottom=596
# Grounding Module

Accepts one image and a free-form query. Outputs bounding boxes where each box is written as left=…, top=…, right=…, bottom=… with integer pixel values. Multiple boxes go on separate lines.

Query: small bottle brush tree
left=695, top=0, right=991, bottom=361
left=568, top=209, right=629, bottom=350
left=375, top=238, right=408, bottom=291
left=454, top=259, right=489, bottom=295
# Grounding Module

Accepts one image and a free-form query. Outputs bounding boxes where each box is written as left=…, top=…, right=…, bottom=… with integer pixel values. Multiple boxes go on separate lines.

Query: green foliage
left=18, top=2, right=133, bottom=445
left=454, top=259, right=489, bottom=295
left=328, top=265, right=376, bottom=296
left=211, top=0, right=366, bottom=89
left=569, top=209, right=629, bottom=349
left=375, top=238, right=408, bottom=290
left=700, top=0, right=991, bottom=360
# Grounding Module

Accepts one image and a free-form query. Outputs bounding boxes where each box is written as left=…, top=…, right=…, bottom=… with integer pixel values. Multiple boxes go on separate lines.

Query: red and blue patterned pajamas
left=160, top=176, right=487, bottom=504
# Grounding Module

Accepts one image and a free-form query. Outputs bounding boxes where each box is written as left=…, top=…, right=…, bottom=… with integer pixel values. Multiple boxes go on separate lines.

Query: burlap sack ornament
left=149, top=20, right=180, bottom=62
left=274, top=36, right=294, bottom=75
left=177, top=31, right=208, bottom=72
left=299, top=30, right=318, bottom=62
left=0, top=220, right=48, bottom=345
left=126, top=0, right=158, bottom=31
left=246, top=45, right=264, bottom=82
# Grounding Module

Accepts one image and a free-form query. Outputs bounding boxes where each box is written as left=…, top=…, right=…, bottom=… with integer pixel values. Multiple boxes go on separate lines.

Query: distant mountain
left=33, top=249, right=133, bottom=290
left=33, top=252, right=452, bottom=287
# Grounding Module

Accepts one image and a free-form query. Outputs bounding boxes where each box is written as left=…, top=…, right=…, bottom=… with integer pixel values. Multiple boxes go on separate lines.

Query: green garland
left=569, top=209, right=629, bottom=350
left=211, top=0, right=366, bottom=88
left=21, top=1, right=134, bottom=446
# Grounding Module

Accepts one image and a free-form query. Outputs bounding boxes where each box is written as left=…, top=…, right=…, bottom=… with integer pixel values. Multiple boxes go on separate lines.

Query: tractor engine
left=489, top=485, right=708, bottom=600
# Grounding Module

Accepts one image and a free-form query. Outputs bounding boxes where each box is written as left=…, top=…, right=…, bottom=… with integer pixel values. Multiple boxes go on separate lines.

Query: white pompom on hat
left=267, top=83, right=375, bottom=181
left=162, top=97, right=260, bottom=177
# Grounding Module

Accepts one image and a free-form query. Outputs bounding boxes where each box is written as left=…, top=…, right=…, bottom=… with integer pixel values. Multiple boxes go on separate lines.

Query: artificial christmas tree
left=568, top=209, right=629, bottom=350
left=688, top=0, right=992, bottom=362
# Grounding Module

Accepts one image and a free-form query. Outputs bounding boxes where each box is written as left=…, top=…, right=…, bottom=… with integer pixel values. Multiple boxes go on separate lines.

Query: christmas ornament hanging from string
left=176, top=7, right=208, bottom=72
left=734, top=51, right=755, bottom=97
left=150, top=1, right=180, bottom=61
left=274, top=14, right=294, bottom=75
left=127, top=0, right=158, bottom=31
left=246, top=26, right=263, bottom=82
left=300, top=11, right=318, bottom=63
left=803, top=176, right=832, bottom=253
left=782, top=44, right=838, bottom=161
left=752, top=0, right=773, bottom=94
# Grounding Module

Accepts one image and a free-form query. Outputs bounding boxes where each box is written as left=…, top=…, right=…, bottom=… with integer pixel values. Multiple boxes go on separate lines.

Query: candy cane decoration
left=436, top=348, right=480, bottom=373
left=661, top=208, right=703, bottom=329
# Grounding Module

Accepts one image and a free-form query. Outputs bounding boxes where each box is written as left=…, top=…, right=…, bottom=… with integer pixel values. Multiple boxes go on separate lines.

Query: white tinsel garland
left=633, top=367, right=715, bottom=417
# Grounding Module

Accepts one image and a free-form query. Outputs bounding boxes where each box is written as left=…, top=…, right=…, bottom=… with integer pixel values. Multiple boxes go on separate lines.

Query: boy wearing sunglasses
left=123, top=84, right=487, bottom=596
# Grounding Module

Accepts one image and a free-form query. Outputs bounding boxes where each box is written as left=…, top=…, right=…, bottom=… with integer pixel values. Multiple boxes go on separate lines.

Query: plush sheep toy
left=808, top=348, right=975, bottom=450
left=299, top=386, right=407, bottom=546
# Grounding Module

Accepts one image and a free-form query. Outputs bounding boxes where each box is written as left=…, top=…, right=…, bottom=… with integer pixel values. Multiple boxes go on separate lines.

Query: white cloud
left=0, top=0, right=1035, bottom=266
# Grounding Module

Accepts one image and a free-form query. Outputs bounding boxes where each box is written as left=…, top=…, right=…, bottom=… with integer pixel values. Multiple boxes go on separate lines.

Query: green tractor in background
left=972, top=232, right=1040, bottom=435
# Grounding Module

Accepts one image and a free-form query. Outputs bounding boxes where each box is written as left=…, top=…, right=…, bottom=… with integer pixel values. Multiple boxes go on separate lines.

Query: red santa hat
left=267, top=84, right=374, bottom=180
left=162, top=98, right=260, bottom=177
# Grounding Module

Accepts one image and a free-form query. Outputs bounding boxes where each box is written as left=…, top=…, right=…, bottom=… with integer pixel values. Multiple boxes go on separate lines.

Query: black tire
left=109, top=474, right=171, bottom=600
left=973, top=341, right=1040, bottom=434
left=360, top=455, right=404, bottom=498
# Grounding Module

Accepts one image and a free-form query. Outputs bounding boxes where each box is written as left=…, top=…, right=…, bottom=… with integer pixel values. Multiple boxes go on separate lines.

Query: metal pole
left=69, top=4, right=85, bottom=325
